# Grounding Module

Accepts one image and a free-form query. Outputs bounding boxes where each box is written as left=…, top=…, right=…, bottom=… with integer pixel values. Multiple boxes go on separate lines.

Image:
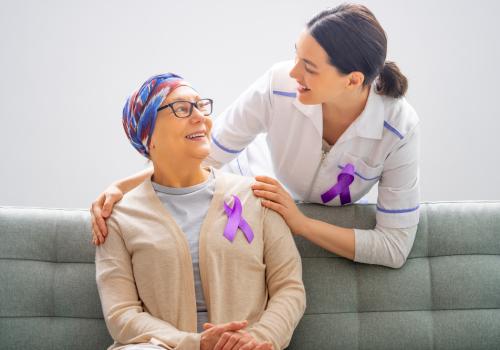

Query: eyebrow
left=294, top=44, right=318, bottom=69
left=170, top=96, right=201, bottom=102
left=303, top=58, right=318, bottom=69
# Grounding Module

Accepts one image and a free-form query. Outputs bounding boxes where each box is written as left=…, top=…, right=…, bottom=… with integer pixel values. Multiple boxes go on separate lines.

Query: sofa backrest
left=1, top=203, right=499, bottom=350
left=290, top=202, right=500, bottom=349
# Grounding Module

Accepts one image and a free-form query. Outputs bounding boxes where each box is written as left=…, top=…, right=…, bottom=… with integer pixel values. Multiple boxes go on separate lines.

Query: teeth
left=186, top=133, right=205, bottom=139
left=298, top=83, right=309, bottom=90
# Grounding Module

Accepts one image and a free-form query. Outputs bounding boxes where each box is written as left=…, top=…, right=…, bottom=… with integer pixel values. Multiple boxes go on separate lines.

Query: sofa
left=1, top=202, right=499, bottom=349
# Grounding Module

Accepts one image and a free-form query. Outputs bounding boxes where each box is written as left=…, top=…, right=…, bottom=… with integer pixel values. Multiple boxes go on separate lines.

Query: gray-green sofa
left=1, top=202, right=499, bottom=349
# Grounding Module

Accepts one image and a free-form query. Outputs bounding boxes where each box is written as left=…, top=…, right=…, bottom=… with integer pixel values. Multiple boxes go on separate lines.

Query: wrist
left=112, top=180, right=129, bottom=194
left=295, top=215, right=313, bottom=237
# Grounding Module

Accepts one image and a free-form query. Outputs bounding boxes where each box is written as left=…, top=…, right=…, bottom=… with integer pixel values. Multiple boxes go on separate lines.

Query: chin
left=192, top=148, right=211, bottom=160
left=297, top=92, right=319, bottom=105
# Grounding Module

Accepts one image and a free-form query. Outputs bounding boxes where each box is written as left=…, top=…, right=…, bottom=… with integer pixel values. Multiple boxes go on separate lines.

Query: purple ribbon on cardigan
left=223, top=195, right=254, bottom=243
left=320, top=163, right=355, bottom=205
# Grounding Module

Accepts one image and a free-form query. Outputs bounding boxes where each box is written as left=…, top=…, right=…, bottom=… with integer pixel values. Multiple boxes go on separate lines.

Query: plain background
left=1, top=0, right=499, bottom=209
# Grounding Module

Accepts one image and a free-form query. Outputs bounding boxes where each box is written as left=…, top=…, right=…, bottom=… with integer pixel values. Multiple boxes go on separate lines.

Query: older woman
left=95, top=73, right=305, bottom=350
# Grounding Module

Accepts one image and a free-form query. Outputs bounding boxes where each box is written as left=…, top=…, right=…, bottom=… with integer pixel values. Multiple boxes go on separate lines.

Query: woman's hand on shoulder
left=90, top=184, right=123, bottom=245
left=252, top=175, right=309, bottom=236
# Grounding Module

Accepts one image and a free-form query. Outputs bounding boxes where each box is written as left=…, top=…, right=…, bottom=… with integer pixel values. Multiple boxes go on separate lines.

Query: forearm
left=104, top=306, right=200, bottom=348
left=114, top=166, right=153, bottom=194
left=300, top=217, right=356, bottom=260
left=248, top=284, right=306, bottom=350
left=299, top=218, right=417, bottom=268
left=96, top=223, right=200, bottom=349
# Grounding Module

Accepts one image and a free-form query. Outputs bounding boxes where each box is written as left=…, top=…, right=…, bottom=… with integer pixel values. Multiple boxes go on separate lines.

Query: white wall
left=1, top=0, right=499, bottom=209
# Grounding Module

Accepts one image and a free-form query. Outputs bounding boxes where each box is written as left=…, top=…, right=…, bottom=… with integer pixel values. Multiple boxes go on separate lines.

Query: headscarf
left=122, top=73, right=190, bottom=157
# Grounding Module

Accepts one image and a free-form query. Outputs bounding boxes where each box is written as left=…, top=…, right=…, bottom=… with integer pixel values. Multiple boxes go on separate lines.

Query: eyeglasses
left=157, top=99, right=213, bottom=118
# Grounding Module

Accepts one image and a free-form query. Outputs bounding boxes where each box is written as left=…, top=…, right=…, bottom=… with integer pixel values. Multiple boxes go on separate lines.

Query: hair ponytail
left=376, top=61, right=408, bottom=98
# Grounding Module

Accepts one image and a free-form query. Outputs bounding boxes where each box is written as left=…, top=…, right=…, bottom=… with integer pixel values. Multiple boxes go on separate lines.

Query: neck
left=151, top=157, right=209, bottom=188
left=322, top=86, right=370, bottom=125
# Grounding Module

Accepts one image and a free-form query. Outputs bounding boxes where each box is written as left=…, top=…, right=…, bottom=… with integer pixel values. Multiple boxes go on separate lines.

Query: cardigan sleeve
left=246, top=208, right=306, bottom=349
left=95, top=217, right=201, bottom=350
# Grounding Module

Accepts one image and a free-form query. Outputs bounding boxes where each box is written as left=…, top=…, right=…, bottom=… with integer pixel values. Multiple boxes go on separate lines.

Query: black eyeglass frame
left=157, top=98, right=213, bottom=118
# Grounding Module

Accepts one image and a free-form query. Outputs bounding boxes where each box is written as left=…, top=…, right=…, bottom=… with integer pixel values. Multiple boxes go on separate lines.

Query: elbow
left=388, top=255, right=406, bottom=269
left=372, top=225, right=417, bottom=269
left=386, top=248, right=409, bottom=269
left=298, top=288, right=307, bottom=317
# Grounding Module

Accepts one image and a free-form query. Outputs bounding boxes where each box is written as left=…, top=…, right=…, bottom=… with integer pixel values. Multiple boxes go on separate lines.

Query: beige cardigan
left=95, top=170, right=306, bottom=350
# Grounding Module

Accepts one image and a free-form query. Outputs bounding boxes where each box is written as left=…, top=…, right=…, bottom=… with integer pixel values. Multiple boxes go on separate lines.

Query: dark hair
left=307, top=3, right=408, bottom=98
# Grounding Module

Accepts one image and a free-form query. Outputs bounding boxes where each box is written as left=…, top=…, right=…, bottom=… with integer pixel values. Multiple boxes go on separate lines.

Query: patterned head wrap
left=122, top=73, right=189, bottom=157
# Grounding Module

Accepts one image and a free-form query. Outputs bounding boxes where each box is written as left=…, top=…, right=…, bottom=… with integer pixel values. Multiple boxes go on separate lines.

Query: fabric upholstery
left=1, top=202, right=499, bottom=349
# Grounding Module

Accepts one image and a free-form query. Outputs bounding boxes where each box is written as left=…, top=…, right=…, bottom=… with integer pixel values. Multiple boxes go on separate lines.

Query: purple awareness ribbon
left=223, top=195, right=254, bottom=243
left=320, top=163, right=355, bottom=205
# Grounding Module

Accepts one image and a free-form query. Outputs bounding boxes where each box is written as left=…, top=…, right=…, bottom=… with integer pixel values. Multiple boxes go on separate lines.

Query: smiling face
left=148, top=85, right=213, bottom=165
left=289, top=29, right=363, bottom=105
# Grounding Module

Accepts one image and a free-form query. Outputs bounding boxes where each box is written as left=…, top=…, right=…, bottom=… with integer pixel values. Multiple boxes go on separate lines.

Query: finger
left=95, top=210, right=108, bottom=237
left=254, top=175, right=280, bottom=186
left=91, top=234, right=98, bottom=246
left=232, top=336, right=253, bottom=350
left=91, top=198, right=107, bottom=237
left=221, top=333, right=241, bottom=350
left=91, top=217, right=99, bottom=237
left=261, top=200, right=286, bottom=216
left=102, top=194, right=115, bottom=218
left=214, top=331, right=232, bottom=350
left=203, top=322, right=215, bottom=330
left=255, top=342, right=273, bottom=350
left=251, top=182, right=278, bottom=193
left=240, top=340, right=258, bottom=350
left=253, top=190, right=281, bottom=203
left=91, top=217, right=104, bottom=245
left=216, top=320, right=248, bottom=334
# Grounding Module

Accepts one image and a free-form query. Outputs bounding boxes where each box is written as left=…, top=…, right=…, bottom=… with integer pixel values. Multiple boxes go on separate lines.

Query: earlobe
left=347, top=72, right=365, bottom=89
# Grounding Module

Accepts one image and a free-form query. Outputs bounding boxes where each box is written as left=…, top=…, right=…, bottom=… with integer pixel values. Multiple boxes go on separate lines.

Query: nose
left=289, top=58, right=301, bottom=80
left=189, top=106, right=208, bottom=123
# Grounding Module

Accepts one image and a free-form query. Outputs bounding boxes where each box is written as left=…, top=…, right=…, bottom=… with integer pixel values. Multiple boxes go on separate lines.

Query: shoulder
left=107, top=179, right=157, bottom=230
left=214, top=170, right=262, bottom=208
left=268, top=60, right=297, bottom=97
left=216, top=170, right=255, bottom=196
left=380, top=94, right=420, bottom=141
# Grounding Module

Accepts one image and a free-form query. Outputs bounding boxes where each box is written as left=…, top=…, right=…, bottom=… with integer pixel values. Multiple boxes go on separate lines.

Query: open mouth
left=185, top=132, right=207, bottom=141
left=297, top=82, right=311, bottom=93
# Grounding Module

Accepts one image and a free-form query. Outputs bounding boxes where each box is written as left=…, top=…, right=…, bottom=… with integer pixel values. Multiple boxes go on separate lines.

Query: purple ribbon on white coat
left=320, top=163, right=355, bottom=205
left=223, top=195, right=254, bottom=243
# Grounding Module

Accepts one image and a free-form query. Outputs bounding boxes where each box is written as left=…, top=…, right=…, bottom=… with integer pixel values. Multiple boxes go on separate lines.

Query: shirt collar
left=352, top=83, right=385, bottom=140
left=292, top=83, right=385, bottom=141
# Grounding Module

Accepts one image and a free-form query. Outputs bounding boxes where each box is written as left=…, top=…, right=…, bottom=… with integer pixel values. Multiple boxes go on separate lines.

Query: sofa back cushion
left=1, top=203, right=499, bottom=349
left=290, top=202, right=500, bottom=349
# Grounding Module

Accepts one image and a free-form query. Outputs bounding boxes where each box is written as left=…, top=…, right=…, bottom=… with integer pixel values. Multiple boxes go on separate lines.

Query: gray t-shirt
left=152, top=170, right=215, bottom=333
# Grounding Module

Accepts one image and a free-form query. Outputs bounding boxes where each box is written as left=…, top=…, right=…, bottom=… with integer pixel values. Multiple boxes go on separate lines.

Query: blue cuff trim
left=377, top=205, right=420, bottom=214
left=273, top=90, right=297, bottom=98
left=212, top=134, right=244, bottom=154
left=383, top=121, right=404, bottom=140
left=338, top=165, right=380, bottom=181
